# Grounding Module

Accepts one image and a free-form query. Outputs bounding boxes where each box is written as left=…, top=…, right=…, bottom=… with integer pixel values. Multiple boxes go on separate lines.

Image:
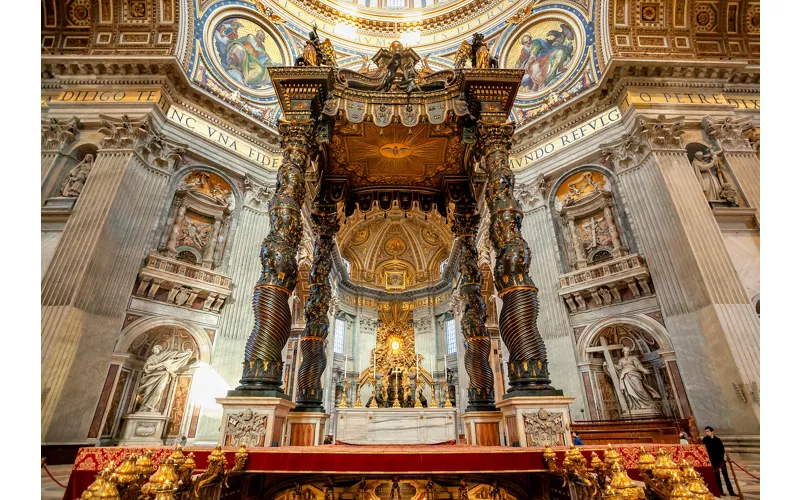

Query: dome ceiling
left=338, top=202, right=452, bottom=293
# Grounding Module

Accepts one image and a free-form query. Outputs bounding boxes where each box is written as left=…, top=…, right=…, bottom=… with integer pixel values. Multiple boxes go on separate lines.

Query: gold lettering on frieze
left=510, top=107, right=622, bottom=170
left=620, top=91, right=760, bottom=111
left=166, top=105, right=281, bottom=170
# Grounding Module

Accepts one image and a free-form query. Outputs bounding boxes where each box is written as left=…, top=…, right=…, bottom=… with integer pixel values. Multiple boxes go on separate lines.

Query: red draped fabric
left=62, top=443, right=717, bottom=500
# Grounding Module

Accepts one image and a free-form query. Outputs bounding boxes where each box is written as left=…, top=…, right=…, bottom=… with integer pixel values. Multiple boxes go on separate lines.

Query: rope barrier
left=41, top=459, right=68, bottom=489
left=728, top=460, right=760, bottom=481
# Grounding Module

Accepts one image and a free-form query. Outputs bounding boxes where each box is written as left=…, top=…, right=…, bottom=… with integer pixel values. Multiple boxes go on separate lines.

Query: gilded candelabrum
left=441, top=381, right=453, bottom=408
left=452, top=208, right=496, bottom=411
left=296, top=206, right=340, bottom=411
left=339, top=380, right=350, bottom=408
left=477, top=121, right=558, bottom=395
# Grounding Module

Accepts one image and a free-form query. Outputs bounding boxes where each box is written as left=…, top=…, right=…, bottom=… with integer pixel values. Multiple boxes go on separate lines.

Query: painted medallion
left=211, top=17, right=283, bottom=90
left=505, top=20, right=578, bottom=95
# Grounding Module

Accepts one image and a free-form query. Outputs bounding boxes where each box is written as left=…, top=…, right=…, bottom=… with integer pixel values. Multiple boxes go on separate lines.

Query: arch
left=576, top=314, right=674, bottom=363
left=115, top=316, right=212, bottom=364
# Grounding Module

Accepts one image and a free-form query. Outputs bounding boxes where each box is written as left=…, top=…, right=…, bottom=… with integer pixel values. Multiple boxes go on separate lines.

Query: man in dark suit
left=702, top=426, right=737, bottom=497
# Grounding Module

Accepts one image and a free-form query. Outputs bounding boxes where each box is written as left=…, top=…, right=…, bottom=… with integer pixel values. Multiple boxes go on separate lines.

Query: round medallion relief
left=385, top=237, right=406, bottom=256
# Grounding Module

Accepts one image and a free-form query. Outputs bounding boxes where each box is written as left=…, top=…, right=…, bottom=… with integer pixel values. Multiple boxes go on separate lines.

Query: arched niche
left=549, top=166, right=634, bottom=272
left=43, top=141, right=98, bottom=203
left=98, top=317, right=213, bottom=443
left=157, top=169, right=238, bottom=270
left=576, top=315, right=691, bottom=422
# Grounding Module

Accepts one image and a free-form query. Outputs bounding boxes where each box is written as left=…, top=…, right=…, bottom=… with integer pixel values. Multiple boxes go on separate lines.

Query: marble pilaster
left=41, top=114, right=184, bottom=443
left=702, top=115, right=760, bottom=222
left=605, top=114, right=760, bottom=432
left=519, top=205, right=586, bottom=420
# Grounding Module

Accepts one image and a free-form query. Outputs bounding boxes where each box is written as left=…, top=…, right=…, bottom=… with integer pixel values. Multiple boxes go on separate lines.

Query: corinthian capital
left=98, top=114, right=150, bottom=149
left=139, top=129, right=187, bottom=171
left=702, top=115, right=754, bottom=152
left=41, top=117, right=80, bottom=151
left=477, top=121, right=515, bottom=157
left=638, top=114, right=685, bottom=150
left=601, top=114, right=684, bottom=170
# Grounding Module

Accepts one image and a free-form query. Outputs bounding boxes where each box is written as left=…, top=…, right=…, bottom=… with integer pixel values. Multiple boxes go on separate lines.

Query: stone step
left=716, top=434, right=760, bottom=455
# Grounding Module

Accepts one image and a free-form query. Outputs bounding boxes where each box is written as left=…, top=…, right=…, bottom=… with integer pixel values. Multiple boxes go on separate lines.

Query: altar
left=335, top=407, right=458, bottom=444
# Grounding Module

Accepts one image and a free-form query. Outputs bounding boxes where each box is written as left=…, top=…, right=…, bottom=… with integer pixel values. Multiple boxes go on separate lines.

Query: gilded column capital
left=41, top=117, right=80, bottom=152
left=702, top=115, right=755, bottom=152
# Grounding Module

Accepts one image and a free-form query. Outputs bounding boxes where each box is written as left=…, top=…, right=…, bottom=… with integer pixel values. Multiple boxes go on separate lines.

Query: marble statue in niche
left=60, top=153, right=94, bottom=198
left=604, top=346, right=661, bottom=411
left=691, top=148, right=739, bottom=206
left=133, top=345, right=193, bottom=413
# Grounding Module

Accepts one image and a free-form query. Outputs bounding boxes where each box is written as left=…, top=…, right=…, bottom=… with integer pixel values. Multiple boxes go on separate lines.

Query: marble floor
left=42, top=463, right=71, bottom=500
left=41, top=455, right=761, bottom=499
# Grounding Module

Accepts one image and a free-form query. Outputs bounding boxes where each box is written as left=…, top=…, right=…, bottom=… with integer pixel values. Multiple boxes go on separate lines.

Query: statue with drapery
left=134, top=345, right=193, bottom=413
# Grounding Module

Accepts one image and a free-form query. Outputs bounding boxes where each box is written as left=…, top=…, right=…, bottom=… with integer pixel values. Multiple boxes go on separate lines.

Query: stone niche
left=102, top=325, right=202, bottom=444
left=554, top=170, right=653, bottom=314
left=579, top=322, right=689, bottom=421
left=135, top=170, right=235, bottom=313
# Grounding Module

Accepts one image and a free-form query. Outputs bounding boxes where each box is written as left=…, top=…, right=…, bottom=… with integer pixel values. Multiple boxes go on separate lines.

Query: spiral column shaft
left=453, top=211, right=497, bottom=411
left=295, top=211, right=340, bottom=411
left=478, top=121, right=560, bottom=395
left=236, top=120, right=316, bottom=393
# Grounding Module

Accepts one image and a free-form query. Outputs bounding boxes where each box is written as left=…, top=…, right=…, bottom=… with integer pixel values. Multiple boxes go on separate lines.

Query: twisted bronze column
left=235, top=120, right=315, bottom=394
left=453, top=210, right=496, bottom=411
left=295, top=210, right=340, bottom=411
left=478, top=121, right=561, bottom=395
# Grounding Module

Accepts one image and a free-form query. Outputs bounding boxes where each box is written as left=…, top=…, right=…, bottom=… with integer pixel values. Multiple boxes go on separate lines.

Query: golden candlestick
left=338, top=381, right=349, bottom=408
left=430, top=383, right=438, bottom=408
left=354, top=383, right=363, bottom=408
left=392, top=370, right=401, bottom=408
left=413, top=387, right=423, bottom=408
left=368, top=389, right=379, bottom=408
left=441, top=381, right=453, bottom=408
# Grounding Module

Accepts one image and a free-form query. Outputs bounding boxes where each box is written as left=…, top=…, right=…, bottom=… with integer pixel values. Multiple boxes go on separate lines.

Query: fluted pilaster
left=702, top=115, right=760, bottom=221
left=41, top=114, right=183, bottom=442
left=604, top=114, right=760, bottom=431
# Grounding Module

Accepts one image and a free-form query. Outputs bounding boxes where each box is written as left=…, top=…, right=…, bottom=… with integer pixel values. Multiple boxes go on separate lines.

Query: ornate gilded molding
left=41, top=116, right=80, bottom=152
left=702, top=115, right=754, bottom=152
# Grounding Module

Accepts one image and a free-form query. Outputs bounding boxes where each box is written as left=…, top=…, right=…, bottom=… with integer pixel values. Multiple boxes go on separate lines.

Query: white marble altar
left=335, top=408, right=457, bottom=444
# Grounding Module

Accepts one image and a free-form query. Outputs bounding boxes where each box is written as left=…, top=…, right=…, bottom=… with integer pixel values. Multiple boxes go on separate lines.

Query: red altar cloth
left=62, top=443, right=717, bottom=499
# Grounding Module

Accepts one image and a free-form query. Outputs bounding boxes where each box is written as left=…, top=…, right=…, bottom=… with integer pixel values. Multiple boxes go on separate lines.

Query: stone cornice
left=41, top=55, right=282, bottom=151
left=512, top=59, right=759, bottom=155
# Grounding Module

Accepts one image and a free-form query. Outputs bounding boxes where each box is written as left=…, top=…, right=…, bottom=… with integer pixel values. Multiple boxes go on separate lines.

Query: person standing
left=572, top=431, right=584, bottom=446
left=702, top=426, right=736, bottom=497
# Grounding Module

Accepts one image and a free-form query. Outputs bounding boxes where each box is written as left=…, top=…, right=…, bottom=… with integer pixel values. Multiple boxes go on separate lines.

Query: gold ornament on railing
left=111, top=454, right=139, bottom=486
left=141, top=457, right=180, bottom=500
left=224, top=443, right=249, bottom=488
left=135, top=450, right=155, bottom=477
left=605, top=461, right=646, bottom=499
left=680, top=460, right=713, bottom=500
left=637, top=447, right=656, bottom=475
left=193, top=445, right=228, bottom=497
